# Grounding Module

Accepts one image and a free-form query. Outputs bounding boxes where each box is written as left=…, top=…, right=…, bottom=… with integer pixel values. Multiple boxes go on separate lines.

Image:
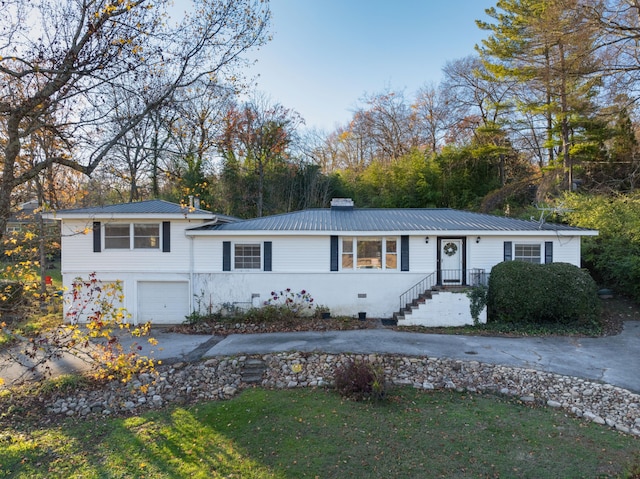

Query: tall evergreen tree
left=477, top=0, right=603, bottom=188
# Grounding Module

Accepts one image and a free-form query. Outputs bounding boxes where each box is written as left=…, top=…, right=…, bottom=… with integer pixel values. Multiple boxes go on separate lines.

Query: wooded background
left=2, top=0, right=640, bottom=223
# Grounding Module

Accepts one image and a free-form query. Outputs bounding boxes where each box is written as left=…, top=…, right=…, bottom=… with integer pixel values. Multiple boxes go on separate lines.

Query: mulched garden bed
left=168, top=317, right=380, bottom=335
left=169, top=296, right=637, bottom=338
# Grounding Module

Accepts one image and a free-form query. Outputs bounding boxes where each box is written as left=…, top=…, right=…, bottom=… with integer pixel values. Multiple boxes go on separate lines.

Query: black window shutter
left=545, top=241, right=553, bottom=264
left=264, top=241, right=272, bottom=271
left=162, top=221, right=171, bottom=252
left=400, top=235, right=409, bottom=271
left=93, top=221, right=101, bottom=252
left=222, top=241, right=231, bottom=271
left=504, top=241, right=512, bottom=261
left=330, top=236, right=338, bottom=271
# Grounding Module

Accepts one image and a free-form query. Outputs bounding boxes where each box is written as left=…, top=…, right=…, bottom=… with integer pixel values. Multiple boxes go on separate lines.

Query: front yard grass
left=1, top=387, right=638, bottom=478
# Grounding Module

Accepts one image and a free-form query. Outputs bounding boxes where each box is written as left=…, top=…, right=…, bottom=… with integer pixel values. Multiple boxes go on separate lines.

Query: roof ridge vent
left=330, top=198, right=354, bottom=210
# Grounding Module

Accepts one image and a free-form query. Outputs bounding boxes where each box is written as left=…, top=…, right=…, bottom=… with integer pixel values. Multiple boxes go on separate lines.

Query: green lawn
left=1, top=387, right=638, bottom=478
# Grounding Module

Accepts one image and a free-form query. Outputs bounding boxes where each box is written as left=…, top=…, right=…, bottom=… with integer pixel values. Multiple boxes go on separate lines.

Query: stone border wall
left=46, top=353, right=640, bottom=436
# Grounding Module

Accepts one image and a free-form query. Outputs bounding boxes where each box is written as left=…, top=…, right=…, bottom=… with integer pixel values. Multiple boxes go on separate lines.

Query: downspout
left=189, top=234, right=194, bottom=315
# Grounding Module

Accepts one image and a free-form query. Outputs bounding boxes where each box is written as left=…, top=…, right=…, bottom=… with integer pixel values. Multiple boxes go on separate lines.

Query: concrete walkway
left=2, top=322, right=639, bottom=393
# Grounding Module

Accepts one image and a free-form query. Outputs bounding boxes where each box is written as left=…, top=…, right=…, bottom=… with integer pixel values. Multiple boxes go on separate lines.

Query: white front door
left=439, top=239, right=463, bottom=285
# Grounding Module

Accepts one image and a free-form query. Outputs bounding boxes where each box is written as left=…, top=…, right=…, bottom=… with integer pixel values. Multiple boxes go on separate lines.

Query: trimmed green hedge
left=487, top=261, right=600, bottom=326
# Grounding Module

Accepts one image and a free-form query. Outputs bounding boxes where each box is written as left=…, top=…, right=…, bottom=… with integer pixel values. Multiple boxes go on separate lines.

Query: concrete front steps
left=394, top=287, right=486, bottom=327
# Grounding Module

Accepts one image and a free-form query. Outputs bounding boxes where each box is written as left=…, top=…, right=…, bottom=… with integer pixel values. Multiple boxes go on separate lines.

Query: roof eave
left=185, top=228, right=599, bottom=236
left=45, top=212, right=216, bottom=221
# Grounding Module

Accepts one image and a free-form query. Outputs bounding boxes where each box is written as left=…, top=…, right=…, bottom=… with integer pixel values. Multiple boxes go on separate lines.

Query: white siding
left=467, top=235, right=582, bottom=272
left=409, top=236, right=437, bottom=272
left=59, top=217, right=196, bottom=323
left=192, top=235, right=330, bottom=273
left=60, top=219, right=196, bottom=274
left=191, top=232, right=586, bottom=319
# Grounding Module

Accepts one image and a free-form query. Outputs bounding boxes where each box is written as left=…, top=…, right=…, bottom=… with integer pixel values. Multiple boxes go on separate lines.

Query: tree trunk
left=257, top=160, right=264, bottom=217
left=559, top=41, right=572, bottom=190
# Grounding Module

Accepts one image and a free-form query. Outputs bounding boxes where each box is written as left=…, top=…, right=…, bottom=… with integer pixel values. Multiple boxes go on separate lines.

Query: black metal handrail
left=399, top=272, right=437, bottom=313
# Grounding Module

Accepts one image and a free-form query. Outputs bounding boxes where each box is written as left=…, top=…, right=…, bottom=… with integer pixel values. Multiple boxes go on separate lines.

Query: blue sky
left=244, top=1, right=493, bottom=131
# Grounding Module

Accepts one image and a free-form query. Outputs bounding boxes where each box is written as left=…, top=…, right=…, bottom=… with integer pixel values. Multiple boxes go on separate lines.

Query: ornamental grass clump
left=333, top=358, right=386, bottom=401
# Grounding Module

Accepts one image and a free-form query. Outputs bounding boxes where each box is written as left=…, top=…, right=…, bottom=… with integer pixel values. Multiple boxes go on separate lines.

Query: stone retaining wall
left=47, top=353, right=640, bottom=436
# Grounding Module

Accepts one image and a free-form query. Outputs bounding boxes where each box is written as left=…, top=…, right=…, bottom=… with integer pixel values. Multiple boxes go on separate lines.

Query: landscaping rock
left=22, top=352, right=640, bottom=437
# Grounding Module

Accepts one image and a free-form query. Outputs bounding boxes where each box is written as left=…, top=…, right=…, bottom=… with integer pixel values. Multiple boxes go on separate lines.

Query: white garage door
left=137, top=281, right=190, bottom=324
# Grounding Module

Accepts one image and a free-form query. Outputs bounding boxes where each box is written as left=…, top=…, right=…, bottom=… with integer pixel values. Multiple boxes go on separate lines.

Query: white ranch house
left=49, top=198, right=598, bottom=327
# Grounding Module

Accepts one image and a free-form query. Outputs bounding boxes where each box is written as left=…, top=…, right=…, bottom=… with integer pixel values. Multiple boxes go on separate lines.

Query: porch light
left=476, top=236, right=481, bottom=243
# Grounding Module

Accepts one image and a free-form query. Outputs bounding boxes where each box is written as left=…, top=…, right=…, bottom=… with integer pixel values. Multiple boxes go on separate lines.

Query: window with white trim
left=234, top=243, right=261, bottom=269
left=341, top=237, right=398, bottom=270
left=385, top=238, right=398, bottom=269
left=514, top=243, right=541, bottom=263
left=133, top=224, right=159, bottom=248
left=104, top=223, right=160, bottom=249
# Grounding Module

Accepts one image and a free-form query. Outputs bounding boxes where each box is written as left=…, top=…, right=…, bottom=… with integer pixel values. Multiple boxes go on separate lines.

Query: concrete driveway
left=206, top=321, right=640, bottom=393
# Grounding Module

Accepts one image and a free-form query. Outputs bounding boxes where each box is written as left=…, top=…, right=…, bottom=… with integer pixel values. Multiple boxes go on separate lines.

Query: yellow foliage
left=58, top=274, right=159, bottom=385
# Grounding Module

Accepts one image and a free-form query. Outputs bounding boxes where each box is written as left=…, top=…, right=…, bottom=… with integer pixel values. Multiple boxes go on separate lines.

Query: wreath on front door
left=443, top=242, right=458, bottom=256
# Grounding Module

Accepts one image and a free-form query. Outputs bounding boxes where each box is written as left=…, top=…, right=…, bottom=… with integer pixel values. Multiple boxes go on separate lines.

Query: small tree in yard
left=1, top=269, right=158, bottom=388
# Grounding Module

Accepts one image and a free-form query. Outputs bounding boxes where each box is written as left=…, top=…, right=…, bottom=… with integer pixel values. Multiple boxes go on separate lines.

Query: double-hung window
left=105, top=224, right=131, bottom=249
left=104, top=223, right=160, bottom=250
left=341, top=237, right=398, bottom=270
left=134, top=224, right=160, bottom=248
left=514, top=243, right=541, bottom=263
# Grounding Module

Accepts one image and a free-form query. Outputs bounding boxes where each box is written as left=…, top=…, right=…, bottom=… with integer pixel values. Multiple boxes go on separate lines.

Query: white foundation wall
left=398, top=291, right=487, bottom=327
left=192, top=272, right=427, bottom=318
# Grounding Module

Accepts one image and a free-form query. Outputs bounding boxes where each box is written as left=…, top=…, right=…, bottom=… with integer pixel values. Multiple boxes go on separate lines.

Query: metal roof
left=187, top=208, right=596, bottom=234
left=48, top=200, right=223, bottom=218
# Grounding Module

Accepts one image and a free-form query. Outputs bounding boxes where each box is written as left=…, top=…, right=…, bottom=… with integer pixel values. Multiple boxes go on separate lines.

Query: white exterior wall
left=192, top=235, right=331, bottom=273
left=192, top=235, right=441, bottom=275
left=191, top=232, right=584, bottom=320
left=59, top=218, right=201, bottom=324
left=466, top=234, right=582, bottom=273
left=408, top=236, right=437, bottom=272
left=58, top=217, right=586, bottom=324
left=61, top=272, right=191, bottom=323
left=192, top=271, right=428, bottom=318
left=192, top=234, right=430, bottom=318
left=60, top=219, right=198, bottom=273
